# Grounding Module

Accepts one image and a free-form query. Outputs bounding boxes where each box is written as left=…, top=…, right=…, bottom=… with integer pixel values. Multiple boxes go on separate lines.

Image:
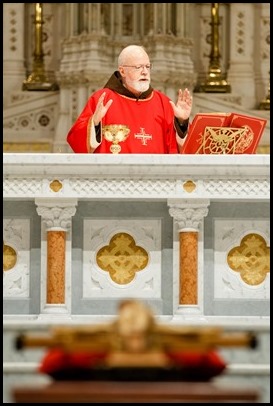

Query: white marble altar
left=3, top=153, right=270, bottom=317
left=3, top=153, right=270, bottom=402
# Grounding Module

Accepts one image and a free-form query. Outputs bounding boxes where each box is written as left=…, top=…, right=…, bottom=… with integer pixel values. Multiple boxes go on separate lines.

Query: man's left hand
left=170, top=88, right=193, bottom=123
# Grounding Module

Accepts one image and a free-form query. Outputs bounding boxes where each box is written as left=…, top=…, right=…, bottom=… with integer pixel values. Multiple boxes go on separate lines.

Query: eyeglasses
left=122, top=64, right=152, bottom=71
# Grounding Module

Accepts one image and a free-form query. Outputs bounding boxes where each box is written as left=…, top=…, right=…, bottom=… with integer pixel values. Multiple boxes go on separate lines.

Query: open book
left=180, top=112, right=267, bottom=154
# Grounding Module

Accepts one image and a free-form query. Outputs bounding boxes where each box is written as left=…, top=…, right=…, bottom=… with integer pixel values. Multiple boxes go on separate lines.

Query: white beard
left=125, top=78, right=150, bottom=94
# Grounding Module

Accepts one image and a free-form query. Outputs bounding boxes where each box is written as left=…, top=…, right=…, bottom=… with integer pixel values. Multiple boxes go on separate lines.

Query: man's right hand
left=93, top=92, right=113, bottom=126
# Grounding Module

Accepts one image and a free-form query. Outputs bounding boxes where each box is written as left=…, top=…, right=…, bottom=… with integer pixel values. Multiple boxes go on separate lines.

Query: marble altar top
left=3, top=153, right=270, bottom=178
left=3, top=153, right=269, bottom=201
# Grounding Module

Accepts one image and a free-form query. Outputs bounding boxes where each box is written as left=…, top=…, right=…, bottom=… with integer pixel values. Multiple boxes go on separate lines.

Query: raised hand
left=93, top=92, right=113, bottom=126
left=169, top=88, right=193, bottom=123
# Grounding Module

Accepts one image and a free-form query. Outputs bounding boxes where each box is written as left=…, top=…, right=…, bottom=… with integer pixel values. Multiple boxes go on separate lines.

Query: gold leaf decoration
left=96, top=232, right=149, bottom=284
left=3, top=243, right=17, bottom=271
left=227, top=233, right=270, bottom=285
left=183, top=180, right=196, bottom=193
left=50, top=179, right=63, bottom=192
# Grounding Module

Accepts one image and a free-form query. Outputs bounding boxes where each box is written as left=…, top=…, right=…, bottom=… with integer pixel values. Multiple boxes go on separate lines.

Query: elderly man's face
left=119, top=55, right=151, bottom=95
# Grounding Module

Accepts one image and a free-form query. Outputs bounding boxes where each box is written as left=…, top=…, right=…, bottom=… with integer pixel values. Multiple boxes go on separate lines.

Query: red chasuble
left=67, top=88, right=180, bottom=154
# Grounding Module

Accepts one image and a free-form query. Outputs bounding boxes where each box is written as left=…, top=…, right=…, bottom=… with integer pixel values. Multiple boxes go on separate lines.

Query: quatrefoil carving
left=96, top=232, right=149, bottom=284
left=227, top=233, right=270, bottom=285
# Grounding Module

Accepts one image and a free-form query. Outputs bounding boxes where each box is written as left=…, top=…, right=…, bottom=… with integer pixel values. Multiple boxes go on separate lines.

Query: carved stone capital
left=35, top=198, right=77, bottom=231
left=168, top=199, right=210, bottom=231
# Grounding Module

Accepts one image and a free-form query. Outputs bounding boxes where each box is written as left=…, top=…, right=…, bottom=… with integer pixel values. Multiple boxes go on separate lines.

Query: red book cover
left=180, top=113, right=232, bottom=154
left=181, top=112, right=267, bottom=154
left=227, top=113, right=267, bottom=154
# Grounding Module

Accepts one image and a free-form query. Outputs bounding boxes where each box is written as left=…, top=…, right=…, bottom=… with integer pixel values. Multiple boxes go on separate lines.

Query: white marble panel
left=3, top=219, right=30, bottom=298
left=83, top=219, right=161, bottom=298
left=214, top=220, right=270, bottom=299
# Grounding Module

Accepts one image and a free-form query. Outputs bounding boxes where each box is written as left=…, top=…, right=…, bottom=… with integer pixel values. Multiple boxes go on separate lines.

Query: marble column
left=36, top=198, right=77, bottom=317
left=53, top=87, right=71, bottom=152
left=3, top=3, right=26, bottom=103
left=179, top=231, right=198, bottom=305
left=227, top=3, right=256, bottom=108
left=168, top=199, right=209, bottom=317
left=77, top=86, right=88, bottom=116
left=46, top=230, right=66, bottom=304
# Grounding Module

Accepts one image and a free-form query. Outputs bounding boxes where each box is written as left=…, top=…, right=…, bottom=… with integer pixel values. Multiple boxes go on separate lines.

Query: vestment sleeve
left=67, top=95, right=102, bottom=153
left=174, top=118, right=189, bottom=152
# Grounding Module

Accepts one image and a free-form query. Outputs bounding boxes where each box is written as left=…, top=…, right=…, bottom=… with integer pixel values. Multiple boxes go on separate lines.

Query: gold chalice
left=102, top=124, right=130, bottom=154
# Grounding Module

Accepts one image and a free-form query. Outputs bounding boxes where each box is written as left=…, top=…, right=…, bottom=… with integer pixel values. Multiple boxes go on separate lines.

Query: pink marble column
left=179, top=231, right=198, bottom=305
left=46, top=230, right=66, bottom=304
left=36, top=198, right=77, bottom=316
left=168, top=199, right=209, bottom=313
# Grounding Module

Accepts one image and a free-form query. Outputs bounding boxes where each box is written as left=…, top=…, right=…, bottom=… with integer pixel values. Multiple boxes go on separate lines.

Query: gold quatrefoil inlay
left=50, top=179, right=63, bottom=192
left=96, top=232, right=149, bottom=284
left=183, top=180, right=196, bottom=193
left=3, top=243, right=17, bottom=271
left=227, top=233, right=270, bottom=285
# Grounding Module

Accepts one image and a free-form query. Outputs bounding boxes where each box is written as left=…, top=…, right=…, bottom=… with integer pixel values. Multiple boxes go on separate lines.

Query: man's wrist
left=177, top=118, right=189, bottom=131
left=95, top=124, right=101, bottom=143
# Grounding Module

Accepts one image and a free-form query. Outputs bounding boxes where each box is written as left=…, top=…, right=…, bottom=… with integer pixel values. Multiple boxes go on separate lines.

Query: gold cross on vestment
left=134, top=128, right=152, bottom=145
